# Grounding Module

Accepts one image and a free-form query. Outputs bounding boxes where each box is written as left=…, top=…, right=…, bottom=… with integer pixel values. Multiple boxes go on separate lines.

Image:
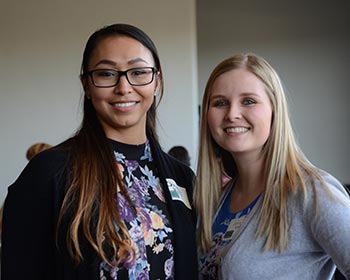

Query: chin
left=222, top=144, right=246, bottom=153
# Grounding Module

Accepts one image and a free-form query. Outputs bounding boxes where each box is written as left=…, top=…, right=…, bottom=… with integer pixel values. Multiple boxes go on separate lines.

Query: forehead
left=211, top=69, right=267, bottom=97
left=88, top=36, right=154, bottom=67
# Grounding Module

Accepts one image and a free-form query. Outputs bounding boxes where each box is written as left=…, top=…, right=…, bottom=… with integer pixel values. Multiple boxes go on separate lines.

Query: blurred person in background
left=26, top=143, right=52, bottom=160
left=168, top=146, right=191, bottom=167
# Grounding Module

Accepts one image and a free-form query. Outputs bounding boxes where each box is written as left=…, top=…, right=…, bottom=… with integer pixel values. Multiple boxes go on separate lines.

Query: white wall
left=0, top=0, right=198, bottom=202
left=197, top=0, right=350, bottom=184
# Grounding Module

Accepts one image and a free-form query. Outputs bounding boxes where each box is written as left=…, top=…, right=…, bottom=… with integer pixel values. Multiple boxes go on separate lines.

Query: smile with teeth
left=225, top=127, right=250, bottom=133
left=112, top=101, right=139, bottom=108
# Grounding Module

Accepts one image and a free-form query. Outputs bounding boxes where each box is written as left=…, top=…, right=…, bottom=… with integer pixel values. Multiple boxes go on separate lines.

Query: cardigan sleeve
left=1, top=149, right=67, bottom=280
left=307, top=173, right=350, bottom=279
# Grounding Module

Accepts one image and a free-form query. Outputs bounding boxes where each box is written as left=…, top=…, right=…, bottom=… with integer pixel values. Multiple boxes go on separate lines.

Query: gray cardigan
left=215, top=172, right=350, bottom=280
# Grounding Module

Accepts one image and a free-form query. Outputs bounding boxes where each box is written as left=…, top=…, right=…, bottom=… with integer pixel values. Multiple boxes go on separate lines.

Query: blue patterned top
left=100, top=140, right=174, bottom=280
left=199, top=185, right=260, bottom=279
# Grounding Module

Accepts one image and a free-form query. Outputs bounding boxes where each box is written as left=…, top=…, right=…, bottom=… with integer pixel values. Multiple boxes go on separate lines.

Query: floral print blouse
left=100, top=140, right=174, bottom=280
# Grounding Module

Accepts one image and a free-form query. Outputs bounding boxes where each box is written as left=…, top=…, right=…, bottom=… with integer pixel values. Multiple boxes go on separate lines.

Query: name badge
left=166, top=178, right=192, bottom=210
left=222, top=216, right=245, bottom=241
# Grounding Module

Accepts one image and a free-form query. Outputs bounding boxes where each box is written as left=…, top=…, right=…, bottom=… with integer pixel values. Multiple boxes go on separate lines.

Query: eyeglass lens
left=92, top=67, right=154, bottom=87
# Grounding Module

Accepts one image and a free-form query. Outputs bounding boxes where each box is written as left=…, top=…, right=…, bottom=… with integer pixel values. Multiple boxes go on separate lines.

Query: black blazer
left=1, top=134, right=198, bottom=280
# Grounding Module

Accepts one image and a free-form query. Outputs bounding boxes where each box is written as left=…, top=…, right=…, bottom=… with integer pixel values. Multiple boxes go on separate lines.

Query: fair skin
left=208, top=69, right=273, bottom=212
left=82, top=36, right=158, bottom=144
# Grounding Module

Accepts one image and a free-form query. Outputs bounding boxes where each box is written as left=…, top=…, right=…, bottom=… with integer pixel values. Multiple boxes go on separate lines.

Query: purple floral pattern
left=100, top=141, right=174, bottom=280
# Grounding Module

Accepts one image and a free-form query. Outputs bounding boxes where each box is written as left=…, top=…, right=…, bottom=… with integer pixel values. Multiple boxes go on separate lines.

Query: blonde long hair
left=194, top=54, right=324, bottom=253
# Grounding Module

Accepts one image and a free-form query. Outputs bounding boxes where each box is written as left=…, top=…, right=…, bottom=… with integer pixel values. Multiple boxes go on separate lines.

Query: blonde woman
left=195, top=54, right=350, bottom=279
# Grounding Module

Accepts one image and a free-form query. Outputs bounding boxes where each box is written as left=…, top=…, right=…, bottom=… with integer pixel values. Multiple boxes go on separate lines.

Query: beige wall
left=0, top=0, right=198, bottom=202
left=1, top=0, right=349, bottom=203
left=197, top=0, right=350, bottom=184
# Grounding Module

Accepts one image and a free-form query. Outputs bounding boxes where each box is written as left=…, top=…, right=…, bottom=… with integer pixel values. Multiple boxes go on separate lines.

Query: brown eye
left=95, top=70, right=116, bottom=78
left=129, top=68, right=150, bottom=77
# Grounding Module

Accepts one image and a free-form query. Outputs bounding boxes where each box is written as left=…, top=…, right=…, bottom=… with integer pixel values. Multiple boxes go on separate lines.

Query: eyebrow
left=128, top=58, right=149, bottom=65
left=94, top=58, right=149, bottom=68
left=240, top=92, right=261, bottom=98
left=210, top=92, right=261, bottom=100
left=210, top=94, right=226, bottom=101
left=94, top=59, right=116, bottom=67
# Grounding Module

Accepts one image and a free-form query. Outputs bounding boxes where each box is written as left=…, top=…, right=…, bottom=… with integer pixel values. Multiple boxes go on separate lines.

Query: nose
left=224, top=103, right=242, bottom=121
left=113, top=75, right=132, bottom=95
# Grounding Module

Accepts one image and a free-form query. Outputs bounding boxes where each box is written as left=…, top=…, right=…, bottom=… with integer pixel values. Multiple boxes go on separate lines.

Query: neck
left=232, top=151, right=266, bottom=195
left=104, top=127, right=147, bottom=145
left=97, top=114, right=148, bottom=145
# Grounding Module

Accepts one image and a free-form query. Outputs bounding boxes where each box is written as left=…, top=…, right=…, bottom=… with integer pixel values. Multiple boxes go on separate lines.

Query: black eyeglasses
left=87, top=67, right=157, bottom=88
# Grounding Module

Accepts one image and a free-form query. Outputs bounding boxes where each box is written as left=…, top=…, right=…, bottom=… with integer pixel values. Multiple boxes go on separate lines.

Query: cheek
left=254, top=107, right=273, bottom=137
left=87, top=83, right=105, bottom=102
left=143, top=90, right=155, bottom=110
left=207, top=109, right=217, bottom=133
left=89, top=92, right=111, bottom=118
left=91, top=100, right=107, bottom=122
left=142, top=84, right=156, bottom=100
left=90, top=92, right=108, bottom=108
left=207, top=108, right=223, bottom=145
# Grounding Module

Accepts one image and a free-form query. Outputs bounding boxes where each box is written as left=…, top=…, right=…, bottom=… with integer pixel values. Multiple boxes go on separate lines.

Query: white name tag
left=166, top=178, right=192, bottom=210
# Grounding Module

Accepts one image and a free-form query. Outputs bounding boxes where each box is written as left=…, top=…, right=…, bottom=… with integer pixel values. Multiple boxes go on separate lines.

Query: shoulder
left=146, top=135, right=194, bottom=190
left=24, top=146, right=68, bottom=178
left=290, top=170, right=350, bottom=227
left=299, top=171, right=350, bottom=273
left=163, top=151, right=194, bottom=173
left=306, top=170, right=350, bottom=204
left=3, top=143, right=72, bottom=225
left=288, top=169, right=350, bottom=217
left=28, top=147, right=68, bottom=172
left=8, top=142, right=71, bottom=195
left=161, top=151, right=195, bottom=180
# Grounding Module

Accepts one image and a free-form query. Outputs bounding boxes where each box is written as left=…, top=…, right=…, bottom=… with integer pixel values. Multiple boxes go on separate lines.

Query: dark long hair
left=58, top=23, right=164, bottom=266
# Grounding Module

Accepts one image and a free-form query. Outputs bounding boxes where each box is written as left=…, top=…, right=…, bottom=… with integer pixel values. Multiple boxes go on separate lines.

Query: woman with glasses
left=1, top=24, right=198, bottom=280
left=194, top=54, right=350, bottom=279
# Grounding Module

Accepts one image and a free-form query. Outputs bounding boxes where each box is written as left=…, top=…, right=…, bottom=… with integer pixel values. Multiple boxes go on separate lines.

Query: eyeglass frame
left=85, top=67, right=158, bottom=88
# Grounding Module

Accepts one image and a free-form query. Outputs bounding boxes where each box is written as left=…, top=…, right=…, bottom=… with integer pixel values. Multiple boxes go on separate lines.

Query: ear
left=155, top=71, right=161, bottom=90
left=80, top=75, right=90, bottom=99
left=80, top=75, right=88, bottom=91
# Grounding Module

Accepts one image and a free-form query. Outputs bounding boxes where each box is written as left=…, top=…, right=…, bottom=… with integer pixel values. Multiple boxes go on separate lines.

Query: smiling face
left=83, top=36, right=158, bottom=144
left=207, top=68, right=273, bottom=159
